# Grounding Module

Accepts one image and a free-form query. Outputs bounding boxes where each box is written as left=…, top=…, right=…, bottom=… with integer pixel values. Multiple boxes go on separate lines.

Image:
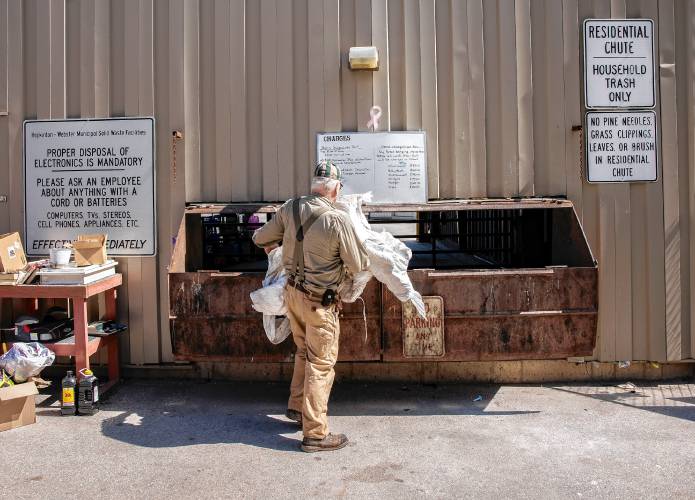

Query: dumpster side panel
left=337, top=279, right=382, bottom=360
left=384, top=313, right=597, bottom=361
left=170, top=272, right=264, bottom=317
left=169, top=272, right=381, bottom=361
left=169, top=272, right=291, bottom=361
left=383, top=268, right=598, bottom=361
left=171, top=317, right=294, bottom=362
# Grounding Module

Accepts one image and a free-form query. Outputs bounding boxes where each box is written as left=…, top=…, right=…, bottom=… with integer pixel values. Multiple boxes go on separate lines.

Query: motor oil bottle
left=61, top=370, right=77, bottom=415
left=77, top=369, right=99, bottom=415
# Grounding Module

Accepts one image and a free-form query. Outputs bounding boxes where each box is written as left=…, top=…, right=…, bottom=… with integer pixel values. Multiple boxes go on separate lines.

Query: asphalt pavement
left=3, top=379, right=694, bottom=499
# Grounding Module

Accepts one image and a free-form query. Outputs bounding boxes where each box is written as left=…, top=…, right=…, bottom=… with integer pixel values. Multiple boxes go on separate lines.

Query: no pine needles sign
left=585, top=111, right=657, bottom=183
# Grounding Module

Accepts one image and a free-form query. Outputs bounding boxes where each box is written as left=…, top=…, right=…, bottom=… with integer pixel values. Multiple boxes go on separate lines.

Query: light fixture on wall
left=348, top=46, right=379, bottom=71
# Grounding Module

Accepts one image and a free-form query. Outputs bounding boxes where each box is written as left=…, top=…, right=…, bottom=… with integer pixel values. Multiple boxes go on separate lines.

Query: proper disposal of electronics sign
left=24, top=118, right=156, bottom=256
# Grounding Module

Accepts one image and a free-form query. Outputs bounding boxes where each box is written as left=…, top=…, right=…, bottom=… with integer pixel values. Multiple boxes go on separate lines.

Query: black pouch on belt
left=321, top=289, right=336, bottom=307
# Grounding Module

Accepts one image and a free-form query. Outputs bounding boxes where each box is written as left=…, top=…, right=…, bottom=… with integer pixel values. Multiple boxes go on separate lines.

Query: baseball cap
left=314, top=160, right=342, bottom=181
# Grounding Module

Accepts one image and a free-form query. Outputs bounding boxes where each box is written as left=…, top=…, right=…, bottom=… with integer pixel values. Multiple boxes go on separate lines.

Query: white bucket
left=49, top=248, right=72, bottom=267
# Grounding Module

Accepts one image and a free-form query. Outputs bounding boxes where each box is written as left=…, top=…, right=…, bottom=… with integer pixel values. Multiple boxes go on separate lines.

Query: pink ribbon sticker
left=366, top=105, right=382, bottom=132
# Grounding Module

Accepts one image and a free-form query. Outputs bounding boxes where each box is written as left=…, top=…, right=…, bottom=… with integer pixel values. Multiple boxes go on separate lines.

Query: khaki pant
left=285, top=286, right=340, bottom=439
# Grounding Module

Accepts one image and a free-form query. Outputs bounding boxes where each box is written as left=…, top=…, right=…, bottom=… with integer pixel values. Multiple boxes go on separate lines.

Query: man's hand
left=264, top=244, right=278, bottom=255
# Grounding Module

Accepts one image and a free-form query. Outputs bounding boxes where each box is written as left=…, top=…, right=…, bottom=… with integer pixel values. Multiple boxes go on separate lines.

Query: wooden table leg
left=73, top=297, right=89, bottom=375
left=105, top=288, right=117, bottom=321
left=105, top=289, right=118, bottom=379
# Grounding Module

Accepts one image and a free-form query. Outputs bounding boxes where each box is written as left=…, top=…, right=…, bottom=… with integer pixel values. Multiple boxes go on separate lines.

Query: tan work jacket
left=252, top=195, right=369, bottom=296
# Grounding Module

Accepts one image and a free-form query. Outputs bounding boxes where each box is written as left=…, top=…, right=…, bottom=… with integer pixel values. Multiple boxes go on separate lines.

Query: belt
left=287, top=277, right=322, bottom=300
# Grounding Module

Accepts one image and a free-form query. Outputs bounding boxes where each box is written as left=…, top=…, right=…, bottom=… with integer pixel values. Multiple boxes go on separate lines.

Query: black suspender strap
left=291, top=198, right=330, bottom=285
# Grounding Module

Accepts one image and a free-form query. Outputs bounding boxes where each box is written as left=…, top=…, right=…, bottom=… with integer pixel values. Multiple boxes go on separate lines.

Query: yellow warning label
left=62, top=388, right=75, bottom=404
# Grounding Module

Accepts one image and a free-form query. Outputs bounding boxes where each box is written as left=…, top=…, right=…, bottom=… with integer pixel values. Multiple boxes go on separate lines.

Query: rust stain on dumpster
left=170, top=272, right=381, bottom=361
left=384, top=268, right=598, bottom=361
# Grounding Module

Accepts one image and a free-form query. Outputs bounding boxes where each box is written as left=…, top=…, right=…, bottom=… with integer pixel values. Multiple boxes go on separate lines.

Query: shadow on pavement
left=102, top=410, right=302, bottom=452
left=551, top=384, right=695, bottom=423
left=97, top=380, right=538, bottom=451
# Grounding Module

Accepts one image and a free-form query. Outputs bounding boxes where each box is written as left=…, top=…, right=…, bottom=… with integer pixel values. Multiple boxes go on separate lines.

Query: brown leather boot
left=285, top=409, right=302, bottom=426
left=301, top=433, right=349, bottom=453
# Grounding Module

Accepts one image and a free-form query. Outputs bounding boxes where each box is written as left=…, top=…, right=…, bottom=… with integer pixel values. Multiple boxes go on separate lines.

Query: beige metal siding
left=1, top=0, right=694, bottom=364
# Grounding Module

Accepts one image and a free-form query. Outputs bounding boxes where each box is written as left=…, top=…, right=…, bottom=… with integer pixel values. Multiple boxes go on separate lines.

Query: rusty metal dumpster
left=168, top=204, right=381, bottom=362
left=169, top=199, right=597, bottom=362
left=367, top=199, right=599, bottom=361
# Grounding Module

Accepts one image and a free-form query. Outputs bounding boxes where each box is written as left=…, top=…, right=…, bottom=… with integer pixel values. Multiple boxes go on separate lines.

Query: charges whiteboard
left=316, top=132, right=427, bottom=204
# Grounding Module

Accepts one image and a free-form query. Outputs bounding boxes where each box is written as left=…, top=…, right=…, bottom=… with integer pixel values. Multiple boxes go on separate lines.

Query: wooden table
left=0, top=274, right=123, bottom=392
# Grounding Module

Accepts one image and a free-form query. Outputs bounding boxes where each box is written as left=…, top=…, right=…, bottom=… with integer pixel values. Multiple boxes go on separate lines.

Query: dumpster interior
left=367, top=205, right=594, bottom=270
left=180, top=201, right=595, bottom=273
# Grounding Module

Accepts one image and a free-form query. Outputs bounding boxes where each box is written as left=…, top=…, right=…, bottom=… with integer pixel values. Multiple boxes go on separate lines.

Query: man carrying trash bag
left=252, top=161, right=369, bottom=452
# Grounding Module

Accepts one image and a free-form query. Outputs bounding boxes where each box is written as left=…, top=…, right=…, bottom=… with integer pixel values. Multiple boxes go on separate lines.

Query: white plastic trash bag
left=263, top=315, right=292, bottom=345
left=336, top=193, right=426, bottom=318
left=0, top=342, right=55, bottom=382
left=338, top=270, right=373, bottom=304
left=250, top=247, right=292, bottom=344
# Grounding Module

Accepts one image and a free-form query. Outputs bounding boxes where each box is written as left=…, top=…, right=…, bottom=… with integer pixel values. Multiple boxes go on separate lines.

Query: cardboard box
left=0, top=381, right=38, bottom=432
left=0, top=232, right=27, bottom=273
left=73, top=234, right=108, bottom=266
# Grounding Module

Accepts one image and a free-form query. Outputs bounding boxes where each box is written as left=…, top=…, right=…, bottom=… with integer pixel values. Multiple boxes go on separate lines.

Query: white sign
left=584, top=19, right=655, bottom=108
left=585, top=111, right=657, bottom=183
left=24, top=118, right=156, bottom=255
left=316, top=131, right=427, bottom=204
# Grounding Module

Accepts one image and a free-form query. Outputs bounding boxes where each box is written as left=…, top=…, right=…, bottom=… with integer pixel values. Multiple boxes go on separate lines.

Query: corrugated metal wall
left=1, top=0, right=694, bottom=364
